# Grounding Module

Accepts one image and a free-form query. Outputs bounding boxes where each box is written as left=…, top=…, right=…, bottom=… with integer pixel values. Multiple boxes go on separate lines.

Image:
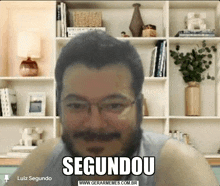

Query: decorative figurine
left=19, top=127, right=44, bottom=146
left=142, top=24, right=157, bottom=37
left=186, top=12, right=206, bottom=30
left=121, top=31, right=130, bottom=37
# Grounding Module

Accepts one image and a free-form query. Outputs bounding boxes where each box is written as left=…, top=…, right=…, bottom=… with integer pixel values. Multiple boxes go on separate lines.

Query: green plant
left=170, top=40, right=217, bottom=83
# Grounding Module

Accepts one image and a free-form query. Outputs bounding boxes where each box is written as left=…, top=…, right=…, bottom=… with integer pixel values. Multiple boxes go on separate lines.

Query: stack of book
left=67, top=27, right=106, bottom=37
left=149, top=40, right=167, bottom=77
left=0, top=88, right=17, bottom=117
left=56, top=2, right=67, bottom=37
left=7, top=145, right=37, bottom=158
left=175, top=29, right=215, bottom=37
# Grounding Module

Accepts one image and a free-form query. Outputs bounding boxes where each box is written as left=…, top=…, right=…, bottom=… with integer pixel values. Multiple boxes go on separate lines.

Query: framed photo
left=26, top=92, right=46, bottom=116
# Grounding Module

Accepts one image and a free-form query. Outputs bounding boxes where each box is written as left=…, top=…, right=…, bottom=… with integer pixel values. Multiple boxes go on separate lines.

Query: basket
left=74, top=11, right=102, bottom=27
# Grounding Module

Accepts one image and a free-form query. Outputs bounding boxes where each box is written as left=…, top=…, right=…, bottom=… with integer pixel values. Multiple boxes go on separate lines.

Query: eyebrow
left=62, top=93, right=130, bottom=102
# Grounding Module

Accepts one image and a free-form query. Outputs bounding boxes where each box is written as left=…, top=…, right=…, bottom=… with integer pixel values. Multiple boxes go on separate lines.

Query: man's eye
left=67, top=103, right=87, bottom=110
left=104, top=103, right=126, bottom=112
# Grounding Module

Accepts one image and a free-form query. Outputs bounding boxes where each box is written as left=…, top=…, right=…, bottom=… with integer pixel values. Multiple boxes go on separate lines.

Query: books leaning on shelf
left=57, top=2, right=67, bottom=37
left=67, top=27, right=106, bottom=37
left=149, top=40, right=167, bottom=77
left=56, top=2, right=61, bottom=37
left=0, top=88, right=17, bottom=117
left=0, top=90, right=2, bottom=116
left=175, top=29, right=215, bottom=37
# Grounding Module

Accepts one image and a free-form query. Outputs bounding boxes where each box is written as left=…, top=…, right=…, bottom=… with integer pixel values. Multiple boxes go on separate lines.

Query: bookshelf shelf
left=144, top=77, right=167, bottom=82
left=65, top=1, right=166, bottom=10
left=0, top=0, right=219, bottom=159
left=169, top=116, right=220, bottom=120
left=118, top=37, right=166, bottom=45
left=0, top=116, right=54, bottom=120
left=0, top=77, right=54, bottom=81
left=143, top=116, right=167, bottom=120
left=204, top=154, right=220, bottom=159
left=56, top=37, right=167, bottom=46
left=169, top=37, right=220, bottom=45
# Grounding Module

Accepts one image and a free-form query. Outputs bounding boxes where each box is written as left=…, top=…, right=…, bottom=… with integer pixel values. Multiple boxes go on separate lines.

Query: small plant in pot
left=170, top=40, right=217, bottom=116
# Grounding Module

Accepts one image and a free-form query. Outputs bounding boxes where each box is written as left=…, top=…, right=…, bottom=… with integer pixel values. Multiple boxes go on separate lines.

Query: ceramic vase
left=185, top=81, right=201, bottom=116
left=129, top=3, right=144, bottom=37
left=20, top=57, right=38, bottom=76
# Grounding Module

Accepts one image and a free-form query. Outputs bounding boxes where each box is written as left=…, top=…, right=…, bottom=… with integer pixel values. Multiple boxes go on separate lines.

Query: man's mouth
left=73, top=131, right=121, bottom=142
left=87, top=147, right=104, bottom=155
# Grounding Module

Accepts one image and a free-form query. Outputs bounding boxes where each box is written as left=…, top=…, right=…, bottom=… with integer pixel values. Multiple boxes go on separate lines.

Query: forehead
left=61, top=64, right=134, bottom=100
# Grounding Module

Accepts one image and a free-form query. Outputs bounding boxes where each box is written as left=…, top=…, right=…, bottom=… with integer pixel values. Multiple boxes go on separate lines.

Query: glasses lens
left=101, top=100, right=133, bottom=114
left=66, top=101, right=88, bottom=113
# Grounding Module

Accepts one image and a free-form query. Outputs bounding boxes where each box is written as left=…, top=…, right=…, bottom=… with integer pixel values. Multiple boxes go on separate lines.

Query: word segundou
left=63, top=157, right=155, bottom=176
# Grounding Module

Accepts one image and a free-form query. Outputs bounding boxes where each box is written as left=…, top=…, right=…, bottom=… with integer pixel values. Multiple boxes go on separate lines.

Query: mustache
left=73, top=131, right=121, bottom=142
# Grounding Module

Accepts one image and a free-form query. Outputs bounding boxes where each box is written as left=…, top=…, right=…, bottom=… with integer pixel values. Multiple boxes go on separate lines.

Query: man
left=6, top=31, right=218, bottom=186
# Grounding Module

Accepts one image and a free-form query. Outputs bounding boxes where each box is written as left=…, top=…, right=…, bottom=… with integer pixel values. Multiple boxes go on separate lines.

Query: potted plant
left=170, top=40, right=217, bottom=116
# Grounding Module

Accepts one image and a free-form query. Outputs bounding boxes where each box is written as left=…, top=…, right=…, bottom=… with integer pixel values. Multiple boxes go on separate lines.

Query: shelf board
left=56, top=37, right=166, bottom=46
left=2, top=1, right=56, bottom=9
left=0, top=116, right=54, bottom=120
left=144, top=77, right=167, bottom=82
left=143, top=116, right=167, bottom=120
left=0, top=77, right=54, bottom=81
left=169, top=1, right=218, bottom=9
left=204, top=154, right=220, bottom=159
left=169, top=116, right=220, bottom=120
left=118, top=37, right=166, bottom=45
left=169, top=37, right=220, bottom=45
left=65, top=1, right=166, bottom=9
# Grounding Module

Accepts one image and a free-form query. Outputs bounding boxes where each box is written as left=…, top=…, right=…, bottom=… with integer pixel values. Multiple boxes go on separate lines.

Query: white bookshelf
left=0, top=1, right=220, bottom=159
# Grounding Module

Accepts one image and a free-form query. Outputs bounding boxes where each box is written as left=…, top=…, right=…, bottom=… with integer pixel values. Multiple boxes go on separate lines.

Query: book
left=12, top=146, right=37, bottom=151
left=56, top=3, right=61, bottom=37
left=176, top=33, right=215, bottom=37
left=155, top=40, right=166, bottom=77
left=149, top=47, right=157, bottom=77
left=64, top=2, right=67, bottom=37
left=11, top=145, right=37, bottom=153
left=0, top=89, right=2, bottom=116
left=162, top=49, right=167, bottom=77
left=67, top=27, right=106, bottom=37
left=175, top=29, right=215, bottom=37
left=157, top=40, right=167, bottom=77
left=1, top=88, right=17, bottom=117
left=61, top=2, right=65, bottom=37
left=6, top=152, right=30, bottom=158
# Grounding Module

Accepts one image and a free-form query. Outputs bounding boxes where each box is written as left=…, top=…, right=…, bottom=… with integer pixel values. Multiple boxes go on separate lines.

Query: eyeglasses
left=63, top=98, right=136, bottom=116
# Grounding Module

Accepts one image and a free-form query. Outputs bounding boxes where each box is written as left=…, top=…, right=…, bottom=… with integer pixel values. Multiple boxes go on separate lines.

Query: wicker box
left=74, top=11, right=102, bottom=27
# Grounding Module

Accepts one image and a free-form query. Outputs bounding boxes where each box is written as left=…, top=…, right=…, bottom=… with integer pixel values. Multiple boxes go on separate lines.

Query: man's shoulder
left=6, top=138, right=60, bottom=186
left=141, top=131, right=170, bottom=149
left=155, top=139, right=219, bottom=186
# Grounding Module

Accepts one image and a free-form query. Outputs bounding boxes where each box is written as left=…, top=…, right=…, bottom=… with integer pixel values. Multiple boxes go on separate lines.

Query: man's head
left=55, top=31, right=144, bottom=157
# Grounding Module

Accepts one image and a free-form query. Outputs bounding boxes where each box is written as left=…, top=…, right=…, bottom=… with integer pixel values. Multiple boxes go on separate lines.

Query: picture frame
left=26, top=92, right=46, bottom=116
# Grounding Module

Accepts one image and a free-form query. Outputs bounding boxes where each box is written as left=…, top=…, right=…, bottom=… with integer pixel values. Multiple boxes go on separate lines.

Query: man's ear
left=136, top=93, right=143, bottom=127
left=56, top=88, right=62, bottom=122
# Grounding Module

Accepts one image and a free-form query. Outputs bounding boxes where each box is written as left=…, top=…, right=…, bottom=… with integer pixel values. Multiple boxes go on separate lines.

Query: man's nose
left=84, top=105, right=107, bottom=129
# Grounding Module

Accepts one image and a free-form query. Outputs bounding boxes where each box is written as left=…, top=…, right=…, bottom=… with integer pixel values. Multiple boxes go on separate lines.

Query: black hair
left=55, top=31, right=144, bottom=125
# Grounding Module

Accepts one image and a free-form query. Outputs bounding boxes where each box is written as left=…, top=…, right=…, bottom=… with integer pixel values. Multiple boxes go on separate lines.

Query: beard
left=62, top=126, right=143, bottom=158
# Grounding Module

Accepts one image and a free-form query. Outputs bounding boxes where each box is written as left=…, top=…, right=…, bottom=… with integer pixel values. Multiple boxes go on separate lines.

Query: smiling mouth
left=87, top=147, right=104, bottom=155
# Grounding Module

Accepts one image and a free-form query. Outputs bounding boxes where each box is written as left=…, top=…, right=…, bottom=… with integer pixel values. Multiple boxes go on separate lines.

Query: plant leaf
left=176, top=45, right=180, bottom=51
left=208, top=54, right=212, bottom=58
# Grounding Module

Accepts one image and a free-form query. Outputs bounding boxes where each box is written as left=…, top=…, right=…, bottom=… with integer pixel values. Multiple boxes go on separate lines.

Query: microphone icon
left=4, top=175, right=9, bottom=183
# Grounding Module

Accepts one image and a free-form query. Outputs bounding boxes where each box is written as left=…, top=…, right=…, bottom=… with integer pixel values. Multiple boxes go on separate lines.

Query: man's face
left=60, top=64, right=139, bottom=157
